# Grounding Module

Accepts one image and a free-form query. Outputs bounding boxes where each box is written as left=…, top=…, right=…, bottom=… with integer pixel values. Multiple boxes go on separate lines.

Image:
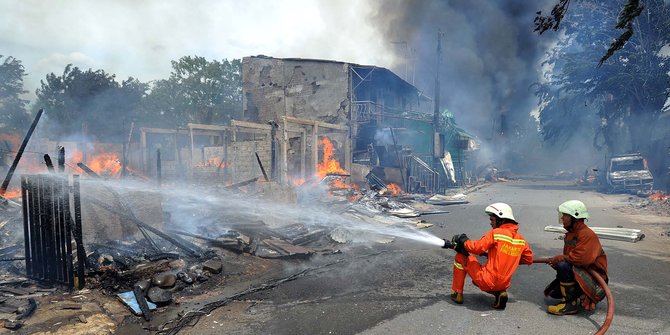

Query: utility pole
left=433, top=30, right=444, bottom=159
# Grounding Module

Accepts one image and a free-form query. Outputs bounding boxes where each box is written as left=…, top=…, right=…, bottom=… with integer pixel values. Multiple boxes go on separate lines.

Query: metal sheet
left=117, top=291, right=157, bottom=316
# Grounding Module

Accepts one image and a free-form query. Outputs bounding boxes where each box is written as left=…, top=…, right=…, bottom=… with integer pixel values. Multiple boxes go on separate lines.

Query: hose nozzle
left=442, top=239, right=454, bottom=249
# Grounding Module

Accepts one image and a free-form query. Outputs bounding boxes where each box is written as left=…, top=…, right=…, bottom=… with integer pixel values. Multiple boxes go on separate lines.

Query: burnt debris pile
left=0, top=169, right=468, bottom=332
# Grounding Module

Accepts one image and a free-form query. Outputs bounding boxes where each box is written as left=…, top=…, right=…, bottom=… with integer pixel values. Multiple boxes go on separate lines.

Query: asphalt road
left=190, top=178, right=670, bottom=335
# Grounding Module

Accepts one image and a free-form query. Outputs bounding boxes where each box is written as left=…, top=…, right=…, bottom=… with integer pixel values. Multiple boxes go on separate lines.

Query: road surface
left=181, top=178, right=670, bottom=335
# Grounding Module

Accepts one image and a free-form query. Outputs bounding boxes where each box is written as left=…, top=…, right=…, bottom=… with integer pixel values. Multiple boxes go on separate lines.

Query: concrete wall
left=242, top=56, right=350, bottom=125
left=243, top=57, right=353, bottom=182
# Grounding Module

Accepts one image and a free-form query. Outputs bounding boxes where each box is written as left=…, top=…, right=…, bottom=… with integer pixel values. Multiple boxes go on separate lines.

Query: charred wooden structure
left=21, top=174, right=85, bottom=289
left=242, top=56, right=478, bottom=193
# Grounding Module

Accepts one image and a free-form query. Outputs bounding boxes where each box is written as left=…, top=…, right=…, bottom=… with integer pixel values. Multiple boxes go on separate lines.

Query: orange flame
left=196, top=157, right=227, bottom=168
left=313, top=137, right=360, bottom=192
left=387, top=183, right=402, bottom=196
left=0, top=133, right=45, bottom=173
left=0, top=134, right=21, bottom=150
left=68, top=150, right=125, bottom=177
left=649, top=192, right=669, bottom=201
left=2, top=187, right=22, bottom=200
left=331, top=179, right=350, bottom=189
left=70, top=150, right=84, bottom=164
left=316, top=137, right=346, bottom=179
left=291, top=178, right=306, bottom=186
left=79, top=152, right=121, bottom=177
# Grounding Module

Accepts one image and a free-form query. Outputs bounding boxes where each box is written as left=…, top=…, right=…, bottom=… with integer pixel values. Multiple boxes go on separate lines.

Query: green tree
left=140, top=56, right=242, bottom=128
left=137, top=78, right=182, bottom=128
left=34, top=65, right=148, bottom=141
left=535, top=0, right=645, bottom=65
left=536, top=0, right=670, bottom=156
left=0, top=55, right=30, bottom=131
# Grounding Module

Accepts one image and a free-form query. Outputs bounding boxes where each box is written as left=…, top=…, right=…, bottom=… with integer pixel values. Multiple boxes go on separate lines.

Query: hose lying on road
left=533, top=258, right=614, bottom=335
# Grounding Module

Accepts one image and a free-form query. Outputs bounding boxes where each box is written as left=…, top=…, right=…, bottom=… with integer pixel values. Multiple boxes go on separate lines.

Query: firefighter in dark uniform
left=546, top=200, right=609, bottom=315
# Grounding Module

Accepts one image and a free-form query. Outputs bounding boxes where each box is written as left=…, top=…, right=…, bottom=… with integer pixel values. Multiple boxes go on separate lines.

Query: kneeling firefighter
left=545, top=200, right=609, bottom=315
left=449, top=203, right=534, bottom=309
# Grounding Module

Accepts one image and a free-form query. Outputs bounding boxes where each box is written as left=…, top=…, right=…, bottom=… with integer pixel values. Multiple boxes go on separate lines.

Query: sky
left=2, top=0, right=397, bottom=98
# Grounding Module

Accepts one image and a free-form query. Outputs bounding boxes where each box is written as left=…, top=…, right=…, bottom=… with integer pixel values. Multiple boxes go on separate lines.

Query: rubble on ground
left=615, top=192, right=670, bottom=217
left=0, top=173, right=466, bottom=333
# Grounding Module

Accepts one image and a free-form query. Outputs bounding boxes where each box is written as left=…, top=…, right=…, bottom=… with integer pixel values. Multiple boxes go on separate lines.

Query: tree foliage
left=140, top=56, right=242, bottom=128
left=535, top=0, right=645, bottom=65
left=536, top=0, right=670, bottom=155
left=31, top=56, right=242, bottom=139
left=34, top=65, right=148, bottom=141
left=0, top=55, right=30, bottom=131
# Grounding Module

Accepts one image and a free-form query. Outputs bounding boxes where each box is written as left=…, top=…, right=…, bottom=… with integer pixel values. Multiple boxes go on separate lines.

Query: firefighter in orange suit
left=545, top=200, right=608, bottom=315
left=450, top=203, right=534, bottom=309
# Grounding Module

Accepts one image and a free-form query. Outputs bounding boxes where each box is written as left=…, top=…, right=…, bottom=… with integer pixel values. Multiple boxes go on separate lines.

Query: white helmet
left=558, top=200, right=589, bottom=219
left=485, top=203, right=515, bottom=222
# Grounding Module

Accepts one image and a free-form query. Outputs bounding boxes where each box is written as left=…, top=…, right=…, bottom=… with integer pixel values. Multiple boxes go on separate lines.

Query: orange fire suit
left=561, top=220, right=609, bottom=305
left=452, top=223, right=533, bottom=293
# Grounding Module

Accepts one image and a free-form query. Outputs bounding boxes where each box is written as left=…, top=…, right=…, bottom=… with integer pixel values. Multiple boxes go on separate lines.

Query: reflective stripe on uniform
left=494, top=234, right=526, bottom=245
left=454, top=262, right=464, bottom=270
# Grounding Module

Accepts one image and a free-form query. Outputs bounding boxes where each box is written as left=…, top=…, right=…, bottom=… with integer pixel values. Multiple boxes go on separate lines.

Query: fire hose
left=442, top=241, right=614, bottom=334
left=533, top=258, right=614, bottom=335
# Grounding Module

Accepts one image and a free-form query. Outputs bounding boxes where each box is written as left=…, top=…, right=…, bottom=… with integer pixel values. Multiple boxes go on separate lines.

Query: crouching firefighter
left=545, top=200, right=608, bottom=315
left=450, top=203, right=533, bottom=309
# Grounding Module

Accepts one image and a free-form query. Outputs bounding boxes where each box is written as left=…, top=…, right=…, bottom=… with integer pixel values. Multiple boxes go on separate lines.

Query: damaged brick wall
left=229, top=139, right=271, bottom=184
left=193, top=139, right=271, bottom=184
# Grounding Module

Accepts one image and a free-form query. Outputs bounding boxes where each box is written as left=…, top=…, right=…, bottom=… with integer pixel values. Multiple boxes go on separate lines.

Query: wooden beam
left=255, top=152, right=269, bottom=182
left=140, top=127, right=221, bottom=137
left=280, top=117, right=288, bottom=185
left=0, top=109, right=43, bottom=195
left=140, top=129, right=147, bottom=172
left=189, top=127, right=194, bottom=167
left=186, top=123, right=230, bottom=131
left=231, top=128, right=271, bottom=136
left=139, top=127, right=187, bottom=135
left=312, top=122, right=319, bottom=174
left=57, top=146, right=65, bottom=173
left=300, top=129, right=306, bottom=179
left=345, top=137, right=351, bottom=174
left=284, top=116, right=348, bottom=131
left=43, top=154, right=55, bottom=173
left=231, top=120, right=272, bottom=130
left=76, top=162, right=100, bottom=179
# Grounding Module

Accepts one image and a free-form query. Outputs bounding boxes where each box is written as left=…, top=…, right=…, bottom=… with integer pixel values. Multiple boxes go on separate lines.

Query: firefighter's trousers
left=452, top=253, right=507, bottom=293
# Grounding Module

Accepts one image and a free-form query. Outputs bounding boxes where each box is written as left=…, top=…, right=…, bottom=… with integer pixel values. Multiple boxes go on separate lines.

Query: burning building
left=55, top=56, right=479, bottom=194
left=0, top=57, right=482, bottom=333
left=242, top=55, right=478, bottom=193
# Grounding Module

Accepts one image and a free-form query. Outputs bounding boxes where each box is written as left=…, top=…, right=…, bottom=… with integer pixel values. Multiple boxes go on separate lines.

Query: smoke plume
left=370, top=0, right=558, bottom=167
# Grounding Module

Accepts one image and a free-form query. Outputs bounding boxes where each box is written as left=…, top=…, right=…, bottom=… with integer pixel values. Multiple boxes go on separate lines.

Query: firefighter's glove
left=451, top=234, right=470, bottom=256
left=547, top=255, right=565, bottom=267
left=580, top=295, right=596, bottom=311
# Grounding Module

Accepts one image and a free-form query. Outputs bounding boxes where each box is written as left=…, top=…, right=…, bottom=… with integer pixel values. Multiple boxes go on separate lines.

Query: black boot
left=450, top=291, right=463, bottom=304
left=492, top=291, right=508, bottom=310
left=547, top=281, right=579, bottom=315
left=544, top=279, right=562, bottom=300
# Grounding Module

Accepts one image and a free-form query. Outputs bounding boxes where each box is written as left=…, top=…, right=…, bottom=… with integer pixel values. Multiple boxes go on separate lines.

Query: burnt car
left=606, top=153, right=654, bottom=193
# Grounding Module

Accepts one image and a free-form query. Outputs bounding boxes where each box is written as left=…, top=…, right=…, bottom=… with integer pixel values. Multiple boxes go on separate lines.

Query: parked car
left=606, top=153, right=654, bottom=193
